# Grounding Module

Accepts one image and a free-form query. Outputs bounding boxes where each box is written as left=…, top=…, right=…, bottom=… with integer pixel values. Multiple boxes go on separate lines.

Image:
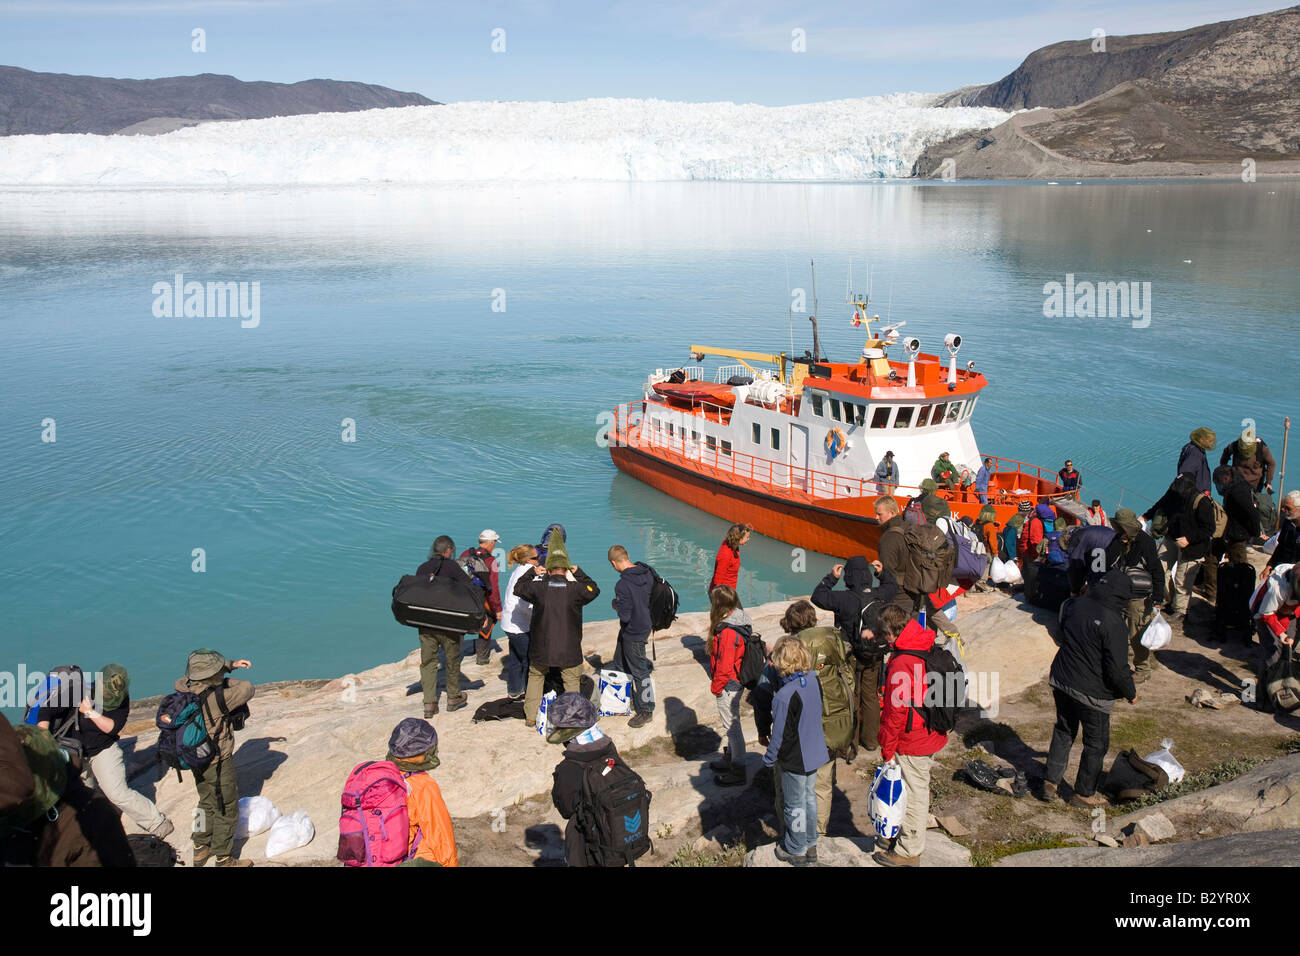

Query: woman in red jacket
left=875, top=604, right=949, bottom=867
left=708, top=585, right=752, bottom=787
left=709, top=523, right=752, bottom=598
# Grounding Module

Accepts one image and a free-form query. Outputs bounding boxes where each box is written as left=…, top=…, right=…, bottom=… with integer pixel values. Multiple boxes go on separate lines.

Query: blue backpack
left=24, top=664, right=85, bottom=761
left=155, top=691, right=218, bottom=779
left=1043, top=529, right=1069, bottom=567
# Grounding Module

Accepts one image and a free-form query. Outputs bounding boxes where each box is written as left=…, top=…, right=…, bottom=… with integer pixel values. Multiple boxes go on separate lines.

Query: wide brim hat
left=545, top=692, right=596, bottom=744
left=100, top=663, right=129, bottom=711
left=1112, top=508, right=1142, bottom=537
left=185, top=649, right=225, bottom=681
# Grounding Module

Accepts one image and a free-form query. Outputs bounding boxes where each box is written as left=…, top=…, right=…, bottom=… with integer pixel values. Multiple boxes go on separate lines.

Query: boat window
left=692, top=429, right=700, bottom=440
left=771, top=428, right=780, bottom=450
left=752, top=422, right=761, bottom=443
left=894, top=406, right=915, bottom=428
left=830, top=398, right=841, bottom=421
left=930, top=403, right=946, bottom=425
left=946, top=401, right=963, bottom=422
left=668, top=423, right=675, bottom=437
left=706, top=435, right=717, bottom=449
left=811, top=393, right=824, bottom=417
left=963, top=397, right=977, bottom=419
left=856, top=404, right=867, bottom=427
left=722, top=440, right=732, bottom=457
left=914, top=405, right=932, bottom=428
left=870, top=406, right=891, bottom=429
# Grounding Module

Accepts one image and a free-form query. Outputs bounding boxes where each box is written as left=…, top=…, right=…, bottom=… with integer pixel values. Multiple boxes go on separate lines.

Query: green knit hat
left=544, top=534, right=572, bottom=571
left=1190, top=427, right=1216, bottom=451
left=100, top=663, right=129, bottom=711
left=919, top=478, right=938, bottom=494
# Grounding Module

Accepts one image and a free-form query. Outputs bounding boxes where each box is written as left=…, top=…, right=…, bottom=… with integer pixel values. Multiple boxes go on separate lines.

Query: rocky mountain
left=917, top=6, right=1300, bottom=177
left=0, top=66, right=436, bottom=135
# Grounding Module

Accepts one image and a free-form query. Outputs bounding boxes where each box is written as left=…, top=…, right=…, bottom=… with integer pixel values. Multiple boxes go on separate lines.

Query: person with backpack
left=874, top=450, right=899, bottom=496
left=74, top=664, right=173, bottom=841
left=974, top=505, right=999, bottom=565
left=1000, top=510, right=1025, bottom=565
left=761, top=634, right=830, bottom=866
left=1, top=722, right=135, bottom=867
left=502, top=544, right=540, bottom=702
left=1221, top=424, right=1276, bottom=499
left=1252, top=564, right=1300, bottom=665
left=1057, top=459, right=1081, bottom=496
left=1106, top=509, right=1167, bottom=681
left=708, top=522, right=752, bottom=598
left=874, top=603, right=949, bottom=867
left=930, top=452, right=958, bottom=490
left=608, top=544, right=655, bottom=729
left=172, top=649, right=254, bottom=867
left=415, top=535, right=474, bottom=716
left=1040, top=568, right=1136, bottom=808
left=1159, top=474, right=1217, bottom=621
left=1178, top=427, right=1216, bottom=495
left=513, top=534, right=600, bottom=728
left=1204, top=465, right=1260, bottom=605
left=708, top=585, right=754, bottom=787
left=812, top=556, right=896, bottom=750
left=549, top=692, right=650, bottom=867
left=1266, top=492, right=1300, bottom=580
left=460, top=530, right=503, bottom=666
left=875, top=496, right=919, bottom=613
left=385, top=718, right=457, bottom=867
left=754, top=602, right=852, bottom=841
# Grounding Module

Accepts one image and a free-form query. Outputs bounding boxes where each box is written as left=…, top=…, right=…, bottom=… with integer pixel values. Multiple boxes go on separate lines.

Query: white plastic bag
left=990, top=557, right=1009, bottom=584
left=235, top=795, right=280, bottom=839
left=598, top=669, right=633, bottom=717
left=1003, top=559, right=1023, bottom=586
left=265, top=810, right=315, bottom=858
left=1263, top=533, right=1279, bottom=555
left=868, top=761, right=908, bottom=840
left=536, top=690, right=557, bottom=738
left=1143, top=738, right=1185, bottom=785
left=1140, top=611, right=1172, bottom=650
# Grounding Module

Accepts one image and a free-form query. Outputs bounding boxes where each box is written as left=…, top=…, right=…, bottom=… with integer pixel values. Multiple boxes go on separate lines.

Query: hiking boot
left=524, top=719, right=536, bottom=729
left=150, top=817, right=175, bottom=841
left=1036, top=780, right=1059, bottom=803
left=714, top=769, right=747, bottom=788
left=475, top=651, right=491, bottom=666
left=1069, top=791, right=1107, bottom=809
left=424, top=702, right=438, bottom=718
left=1132, top=668, right=1152, bottom=685
left=709, top=747, right=732, bottom=772
left=214, top=855, right=253, bottom=867
left=773, top=844, right=811, bottom=866
left=447, top=694, right=468, bottom=713
left=873, top=849, right=919, bottom=867
left=805, top=845, right=819, bottom=864
left=628, top=711, right=653, bottom=729
left=193, top=844, right=213, bottom=867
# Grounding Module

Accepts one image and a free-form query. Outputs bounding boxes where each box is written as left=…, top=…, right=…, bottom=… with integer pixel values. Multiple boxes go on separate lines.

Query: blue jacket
left=975, top=465, right=991, bottom=493
left=614, top=562, right=654, bottom=643
left=762, top=671, right=830, bottom=774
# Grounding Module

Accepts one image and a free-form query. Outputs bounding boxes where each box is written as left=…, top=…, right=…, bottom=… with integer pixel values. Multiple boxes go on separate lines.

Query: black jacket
left=1177, top=442, right=1211, bottom=496
left=1268, top=518, right=1300, bottom=574
left=614, top=563, right=654, bottom=643
left=1171, top=493, right=1216, bottom=561
left=1104, top=530, right=1167, bottom=605
left=551, top=736, right=619, bottom=867
left=811, top=560, right=898, bottom=661
left=416, top=554, right=471, bottom=583
left=514, top=567, right=600, bottom=668
left=1220, top=476, right=1261, bottom=544
left=1050, top=570, right=1136, bottom=705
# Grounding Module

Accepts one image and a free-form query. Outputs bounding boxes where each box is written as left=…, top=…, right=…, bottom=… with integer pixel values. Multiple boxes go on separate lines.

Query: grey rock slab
left=745, top=833, right=971, bottom=867
left=996, top=829, right=1300, bottom=867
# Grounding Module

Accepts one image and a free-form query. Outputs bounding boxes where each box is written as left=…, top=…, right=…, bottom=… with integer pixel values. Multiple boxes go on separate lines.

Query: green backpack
left=799, top=626, right=856, bottom=758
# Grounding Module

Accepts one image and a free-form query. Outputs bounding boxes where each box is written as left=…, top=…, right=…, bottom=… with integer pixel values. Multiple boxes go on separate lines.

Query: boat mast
left=809, top=259, right=821, bottom=362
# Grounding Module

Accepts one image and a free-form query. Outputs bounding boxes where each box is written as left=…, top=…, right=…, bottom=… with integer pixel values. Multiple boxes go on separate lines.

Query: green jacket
left=931, top=457, right=956, bottom=480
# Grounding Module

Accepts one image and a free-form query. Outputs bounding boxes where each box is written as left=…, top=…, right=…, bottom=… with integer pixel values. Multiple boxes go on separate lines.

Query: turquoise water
left=2, top=180, right=1298, bottom=705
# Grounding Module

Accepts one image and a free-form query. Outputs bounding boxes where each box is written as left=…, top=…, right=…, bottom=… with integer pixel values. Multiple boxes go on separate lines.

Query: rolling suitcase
left=391, top=574, right=486, bottom=633
left=1214, top=562, right=1256, bottom=635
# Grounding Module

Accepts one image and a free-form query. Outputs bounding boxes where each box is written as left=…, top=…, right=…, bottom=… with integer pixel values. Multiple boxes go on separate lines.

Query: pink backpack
left=337, top=760, right=421, bottom=867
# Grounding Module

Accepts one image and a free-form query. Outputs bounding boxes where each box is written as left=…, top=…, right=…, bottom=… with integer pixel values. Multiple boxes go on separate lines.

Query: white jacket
left=503, top=564, right=535, bottom=634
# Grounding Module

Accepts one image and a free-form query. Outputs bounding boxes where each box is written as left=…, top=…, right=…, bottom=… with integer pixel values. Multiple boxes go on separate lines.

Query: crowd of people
left=5, top=421, right=1294, bottom=869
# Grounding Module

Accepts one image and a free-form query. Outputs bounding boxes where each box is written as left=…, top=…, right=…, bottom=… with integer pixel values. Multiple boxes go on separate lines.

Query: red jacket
left=709, top=626, right=745, bottom=696
left=879, top=620, right=949, bottom=761
left=709, top=542, right=740, bottom=592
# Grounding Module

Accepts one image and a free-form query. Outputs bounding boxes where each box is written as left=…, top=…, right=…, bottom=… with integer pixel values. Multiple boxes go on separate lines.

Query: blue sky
left=0, top=0, right=1287, bottom=104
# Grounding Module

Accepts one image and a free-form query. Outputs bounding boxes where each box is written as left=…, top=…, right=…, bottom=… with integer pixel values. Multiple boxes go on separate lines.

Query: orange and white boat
left=606, top=293, right=1080, bottom=560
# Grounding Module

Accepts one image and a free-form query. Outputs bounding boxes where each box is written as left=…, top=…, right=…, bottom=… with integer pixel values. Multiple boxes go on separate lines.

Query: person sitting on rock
left=386, top=717, right=457, bottom=867
left=548, top=692, right=627, bottom=867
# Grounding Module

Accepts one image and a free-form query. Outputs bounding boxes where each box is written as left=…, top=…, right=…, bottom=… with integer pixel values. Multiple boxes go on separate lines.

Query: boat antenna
left=809, top=258, right=821, bottom=363
left=784, top=253, right=794, bottom=357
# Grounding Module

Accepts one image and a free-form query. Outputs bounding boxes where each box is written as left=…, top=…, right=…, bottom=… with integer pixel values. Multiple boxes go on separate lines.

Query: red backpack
left=337, top=761, right=420, bottom=867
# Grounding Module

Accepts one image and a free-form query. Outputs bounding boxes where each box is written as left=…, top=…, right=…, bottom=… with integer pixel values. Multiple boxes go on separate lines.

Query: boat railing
left=714, top=364, right=751, bottom=384
left=661, top=366, right=704, bottom=381
left=611, top=401, right=1077, bottom=506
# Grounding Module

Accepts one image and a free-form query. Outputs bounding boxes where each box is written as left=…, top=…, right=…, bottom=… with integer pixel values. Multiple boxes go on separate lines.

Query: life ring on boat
left=825, top=428, right=847, bottom=459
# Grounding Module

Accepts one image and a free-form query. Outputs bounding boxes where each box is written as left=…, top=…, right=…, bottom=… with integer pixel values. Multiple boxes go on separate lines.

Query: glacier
left=0, top=94, right=1010, bottom=186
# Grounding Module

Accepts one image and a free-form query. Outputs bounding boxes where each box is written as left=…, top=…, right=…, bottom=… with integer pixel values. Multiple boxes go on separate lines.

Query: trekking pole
left=1279, top=417, right=1291, bottom=534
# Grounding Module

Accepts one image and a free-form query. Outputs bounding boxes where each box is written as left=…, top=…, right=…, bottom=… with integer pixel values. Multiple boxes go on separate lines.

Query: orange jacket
left=405, top=772, right=458, bottom=867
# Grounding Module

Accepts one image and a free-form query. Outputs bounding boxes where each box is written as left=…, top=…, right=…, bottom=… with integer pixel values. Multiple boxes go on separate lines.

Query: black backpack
left=127, top=833, right=178, bottom=867
left=462, top=550, right=493, bottom=593
left=641, top=562, right=679, bottom=632
left=576, top=753, right=653, bottom=867
left=848, top=592, right=890, bottom=663
left=729, top=624, right=768, bottom=690
left=893, top=646, right=966, bottom=735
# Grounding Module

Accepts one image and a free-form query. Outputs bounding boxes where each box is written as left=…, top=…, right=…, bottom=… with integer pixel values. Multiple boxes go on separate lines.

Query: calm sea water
left=3, top=180, right=1298, bottom=705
